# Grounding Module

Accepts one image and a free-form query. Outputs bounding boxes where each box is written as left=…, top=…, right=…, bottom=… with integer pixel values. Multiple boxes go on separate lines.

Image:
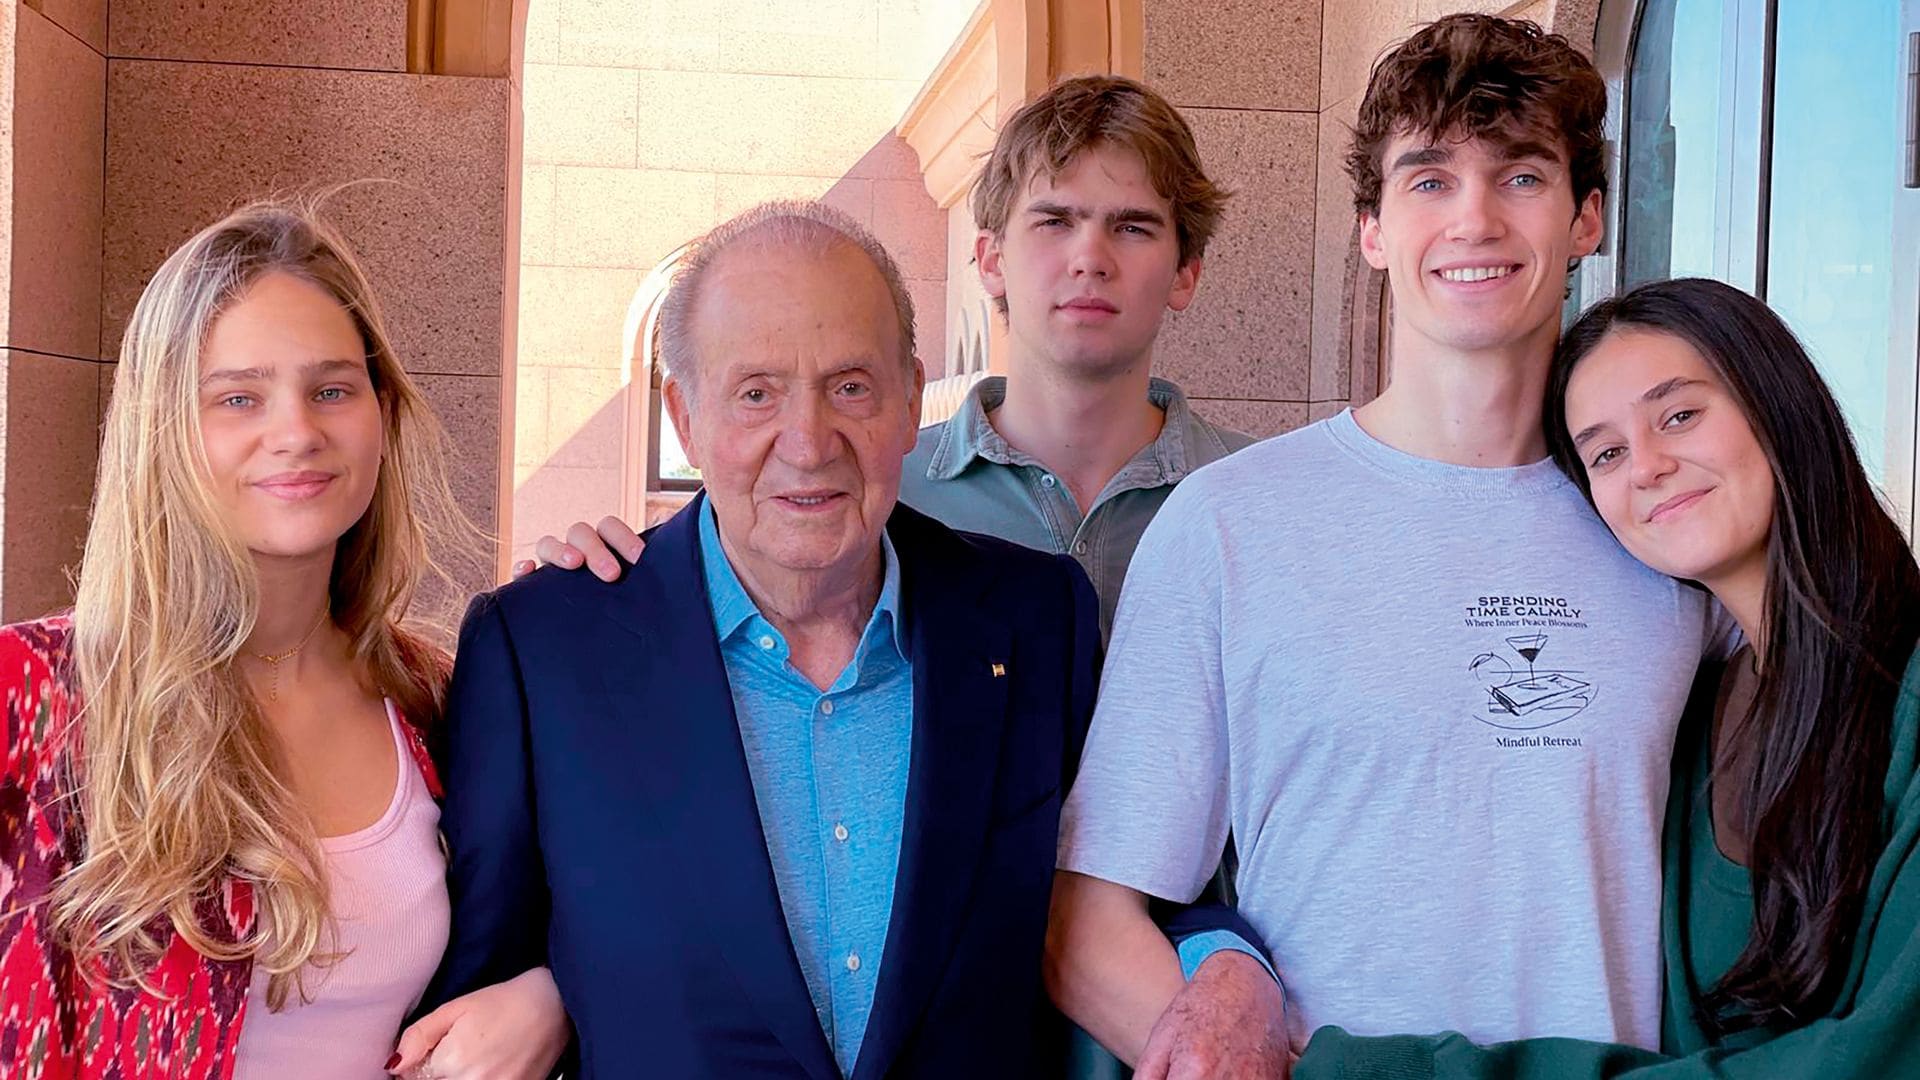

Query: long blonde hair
left=53, top=198, right=482, bottom=1008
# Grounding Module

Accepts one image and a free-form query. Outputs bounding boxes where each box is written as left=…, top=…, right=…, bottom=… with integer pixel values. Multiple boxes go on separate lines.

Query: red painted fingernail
left=385, top=1053, right=402, bottom=1071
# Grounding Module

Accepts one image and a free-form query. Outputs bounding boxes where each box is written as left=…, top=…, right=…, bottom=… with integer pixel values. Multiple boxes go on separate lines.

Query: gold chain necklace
left=249, top=608, right=330, bottom=703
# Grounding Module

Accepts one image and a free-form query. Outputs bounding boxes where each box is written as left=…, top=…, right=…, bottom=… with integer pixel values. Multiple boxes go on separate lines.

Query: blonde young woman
left=0, top=201, right=567, bottom=1079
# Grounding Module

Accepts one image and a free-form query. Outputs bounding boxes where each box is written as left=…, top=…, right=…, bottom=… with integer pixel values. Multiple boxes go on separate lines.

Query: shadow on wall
left=510, top=133, right=949, bottom=559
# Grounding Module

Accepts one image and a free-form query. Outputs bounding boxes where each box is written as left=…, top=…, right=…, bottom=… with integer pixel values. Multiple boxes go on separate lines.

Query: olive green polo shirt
left=901, top=376, right=1254, bottom=637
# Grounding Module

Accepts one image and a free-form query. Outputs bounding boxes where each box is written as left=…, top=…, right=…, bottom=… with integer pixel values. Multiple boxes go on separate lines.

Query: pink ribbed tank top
left=232, top=700, right=450, bottom=1079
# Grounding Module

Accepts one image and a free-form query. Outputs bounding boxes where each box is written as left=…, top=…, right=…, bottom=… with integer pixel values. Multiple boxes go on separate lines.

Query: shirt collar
left=698, top=497, right=906, bottom=658
left=922, top=374, right=1207, bottom=485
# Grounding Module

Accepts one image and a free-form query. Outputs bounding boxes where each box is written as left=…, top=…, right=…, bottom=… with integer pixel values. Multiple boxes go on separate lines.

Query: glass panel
left=1765, top=0, right=1903, bottom=481
left=1621, top=0, right=1732, bottom=288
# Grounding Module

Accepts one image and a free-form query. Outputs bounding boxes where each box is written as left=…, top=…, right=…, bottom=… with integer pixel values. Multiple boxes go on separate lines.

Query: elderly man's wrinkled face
left=665, top=238, right=923, bottom=587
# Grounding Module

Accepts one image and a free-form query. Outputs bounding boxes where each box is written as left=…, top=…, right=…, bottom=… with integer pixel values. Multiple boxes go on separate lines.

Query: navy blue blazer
left=423, top=495, right=1101, bottom=1078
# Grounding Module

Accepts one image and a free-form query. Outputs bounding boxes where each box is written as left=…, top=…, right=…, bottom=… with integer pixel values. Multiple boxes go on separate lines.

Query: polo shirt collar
left=922, top=374, right=1207, bottom=486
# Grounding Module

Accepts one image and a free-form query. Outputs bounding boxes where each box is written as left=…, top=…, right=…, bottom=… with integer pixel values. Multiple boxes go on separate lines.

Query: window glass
left=1621, top=0, right=1732, bottom=288
left=1764, top=0, right=1902, bottom=479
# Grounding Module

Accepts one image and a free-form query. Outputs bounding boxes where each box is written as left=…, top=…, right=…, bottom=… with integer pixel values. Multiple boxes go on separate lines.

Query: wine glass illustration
left=1505, top=634, right=1548, bottom=688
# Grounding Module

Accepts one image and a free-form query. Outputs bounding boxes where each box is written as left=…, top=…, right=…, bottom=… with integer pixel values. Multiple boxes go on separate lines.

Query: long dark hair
left=1546, top=277, right=1920, bottom=1033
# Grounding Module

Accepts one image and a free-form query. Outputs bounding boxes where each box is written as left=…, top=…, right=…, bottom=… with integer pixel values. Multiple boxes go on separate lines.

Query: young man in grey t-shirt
left=1047, top=15, right=1724, bottom=1076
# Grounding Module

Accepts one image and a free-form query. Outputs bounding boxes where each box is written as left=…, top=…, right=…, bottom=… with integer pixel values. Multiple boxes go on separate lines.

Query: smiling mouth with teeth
left=1438, top=265, right=1519, bottom=283
left=786, top=495, right=834, bottom=506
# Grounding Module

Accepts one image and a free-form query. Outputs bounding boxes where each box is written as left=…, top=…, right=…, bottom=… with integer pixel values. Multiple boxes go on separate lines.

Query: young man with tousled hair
left=1048, top=15, right=1724, bottom=1079
left=898, top=74, right=1255, bottom=639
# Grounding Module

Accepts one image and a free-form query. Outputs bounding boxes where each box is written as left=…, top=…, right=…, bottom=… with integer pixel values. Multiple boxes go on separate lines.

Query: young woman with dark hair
left=1296, top=277, right=1920, bottom=1077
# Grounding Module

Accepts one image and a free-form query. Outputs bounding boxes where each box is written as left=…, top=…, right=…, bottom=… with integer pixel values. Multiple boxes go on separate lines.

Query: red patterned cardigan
left=0, top=615, right=444, bottom=1080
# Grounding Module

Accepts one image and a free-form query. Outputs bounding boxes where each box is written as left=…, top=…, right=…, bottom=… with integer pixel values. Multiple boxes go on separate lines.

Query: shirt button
left=757, top=635, right=775, bottom=650
left=1073, top=540, right=1089, bottom=556
left=833, top=822, right=849, bottom=842
left=1041, top=474, right=1056, bottom=487
left=820, top=699, right=835, bottom=716
left=846, top=952, right=861, bottom=972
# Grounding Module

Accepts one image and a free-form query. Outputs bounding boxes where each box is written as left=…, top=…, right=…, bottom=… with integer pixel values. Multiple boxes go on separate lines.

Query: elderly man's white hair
left=656, top=200, right=919, bottom=396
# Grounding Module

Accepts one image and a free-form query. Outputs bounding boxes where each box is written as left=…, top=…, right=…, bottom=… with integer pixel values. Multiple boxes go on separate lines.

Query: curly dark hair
left=1346, top=14, right=1607, bottom=218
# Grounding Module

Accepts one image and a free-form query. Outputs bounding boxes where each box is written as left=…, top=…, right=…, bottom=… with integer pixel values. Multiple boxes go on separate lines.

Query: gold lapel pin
left=991, top=662, right=1006, bottom=678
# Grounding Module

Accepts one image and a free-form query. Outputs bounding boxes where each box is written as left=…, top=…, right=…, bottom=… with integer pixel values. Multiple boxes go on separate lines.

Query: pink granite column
left=1141, top=0, right=1321, bottom=439
left=103, top=0, right=509, bottom=602
left=0, top=0, right=108, bottom=621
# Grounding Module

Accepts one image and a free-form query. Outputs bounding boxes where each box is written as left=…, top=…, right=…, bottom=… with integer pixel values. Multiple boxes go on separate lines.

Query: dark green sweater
left=1295, top=654, right=1920, bottom=1079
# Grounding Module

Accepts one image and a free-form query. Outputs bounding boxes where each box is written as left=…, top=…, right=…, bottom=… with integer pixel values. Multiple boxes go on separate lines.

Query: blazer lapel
left=594, top=497, right=839, bottom=1080
left=853, top=510, right=1013, bottom=1080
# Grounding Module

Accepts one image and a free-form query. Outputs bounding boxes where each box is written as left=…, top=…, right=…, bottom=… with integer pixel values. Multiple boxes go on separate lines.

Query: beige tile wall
left=0, top=349, right=99, bottom=621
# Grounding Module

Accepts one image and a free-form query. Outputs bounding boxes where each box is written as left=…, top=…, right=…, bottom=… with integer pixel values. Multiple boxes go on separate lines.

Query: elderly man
left=421, top=202, right=1107, bottom=1078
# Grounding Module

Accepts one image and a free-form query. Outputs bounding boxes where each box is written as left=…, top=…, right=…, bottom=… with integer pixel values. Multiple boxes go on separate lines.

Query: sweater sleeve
left=1294, top=784, right=1920, bottom=1080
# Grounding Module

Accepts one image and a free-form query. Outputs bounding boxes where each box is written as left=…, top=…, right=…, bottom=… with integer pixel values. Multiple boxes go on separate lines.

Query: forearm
left=1044, top=870, right=1187, bottom=1066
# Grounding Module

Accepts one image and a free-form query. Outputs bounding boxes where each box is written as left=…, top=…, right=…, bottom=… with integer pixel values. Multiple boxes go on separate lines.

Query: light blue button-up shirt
left=698, top=502, right=914, bottom=1076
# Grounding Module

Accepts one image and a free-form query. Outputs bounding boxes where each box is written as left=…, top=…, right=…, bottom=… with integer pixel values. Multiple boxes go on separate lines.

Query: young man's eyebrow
left=1389, top=146, right=1453, bottom=173
left=1024, top=200, right=1080, bottom=219
left=1496, top=138, right=1566, bottom=164
left=1021, top=201, right=1166, bottom=228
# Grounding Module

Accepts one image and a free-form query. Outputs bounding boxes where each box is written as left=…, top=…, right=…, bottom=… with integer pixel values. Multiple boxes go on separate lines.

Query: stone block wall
left=1142, top=0, right=1321, bottom=439
left=0, top=0, right=509, bottom=619
left=0, top=0, right=108, bottom=621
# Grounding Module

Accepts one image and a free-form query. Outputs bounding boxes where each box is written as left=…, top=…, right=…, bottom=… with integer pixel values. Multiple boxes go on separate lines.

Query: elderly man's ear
left=907, top=356, right=926, bottom=428
left=663, top=374, right=702, bottom=471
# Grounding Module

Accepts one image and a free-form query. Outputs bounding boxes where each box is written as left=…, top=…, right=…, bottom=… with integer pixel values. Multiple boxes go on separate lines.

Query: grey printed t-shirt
left=1058, top=409, right=1718, bottom=1051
